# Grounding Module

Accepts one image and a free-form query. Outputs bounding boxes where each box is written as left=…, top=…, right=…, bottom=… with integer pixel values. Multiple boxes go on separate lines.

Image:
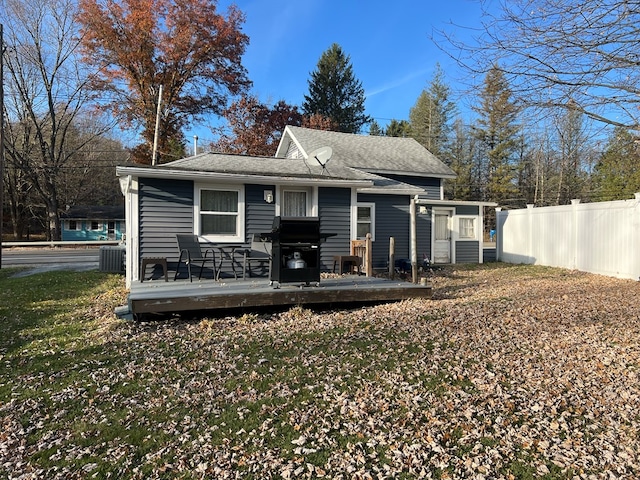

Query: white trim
left=354, top=202, right=376, bottom=241
left=458, top=217, right=477, bottom=240
left=432, top=207, right=455, bottom=264
left=125, top=177, right=139, bottom=287
left=194, top=184, right=245, bottom=243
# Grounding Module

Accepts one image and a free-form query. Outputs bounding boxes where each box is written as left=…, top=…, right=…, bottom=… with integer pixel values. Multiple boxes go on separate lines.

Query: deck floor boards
left=127, top=275, right=431, bottom=316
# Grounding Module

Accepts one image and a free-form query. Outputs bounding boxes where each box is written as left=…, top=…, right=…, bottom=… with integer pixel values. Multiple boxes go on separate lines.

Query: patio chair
left=174, top=234, right=217, bottom=281
left=241, top=234, right=272, bottom=279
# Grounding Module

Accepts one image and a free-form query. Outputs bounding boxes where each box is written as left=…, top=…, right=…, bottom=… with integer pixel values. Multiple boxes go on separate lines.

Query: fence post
left=571, top=199, right=581, bottom=270
left=365, top=233, right=373, bottom=277
left=495, top=207, right=502, bottom=261
left=389, top=236, right=395, bottom=279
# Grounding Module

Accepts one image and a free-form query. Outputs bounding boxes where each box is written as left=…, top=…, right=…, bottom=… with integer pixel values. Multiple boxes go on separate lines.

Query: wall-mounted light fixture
left=264, top=190, right=274, bottom=203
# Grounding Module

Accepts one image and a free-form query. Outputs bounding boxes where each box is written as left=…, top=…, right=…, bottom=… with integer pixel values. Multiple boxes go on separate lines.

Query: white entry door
left=433, top=211, right=451, bottom=263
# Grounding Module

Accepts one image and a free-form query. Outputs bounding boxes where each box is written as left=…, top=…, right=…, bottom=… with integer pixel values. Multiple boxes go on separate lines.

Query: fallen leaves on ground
left=2, top=265, right=639, bottom=479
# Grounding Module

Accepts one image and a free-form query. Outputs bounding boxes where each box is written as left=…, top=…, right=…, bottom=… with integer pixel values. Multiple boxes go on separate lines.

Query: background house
left=61, top=205, right=125, bottom=241
left=117, top=126, right=493, bottom=287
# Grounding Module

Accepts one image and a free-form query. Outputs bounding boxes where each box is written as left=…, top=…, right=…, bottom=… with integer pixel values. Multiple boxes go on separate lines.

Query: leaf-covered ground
left=1, top=264, right=639, bottom=479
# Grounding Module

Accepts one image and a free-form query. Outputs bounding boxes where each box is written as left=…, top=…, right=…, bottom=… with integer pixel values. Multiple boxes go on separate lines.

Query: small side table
left=332, top=255, right=361, bottom=274
left=140, top=257, right=168, bottom=282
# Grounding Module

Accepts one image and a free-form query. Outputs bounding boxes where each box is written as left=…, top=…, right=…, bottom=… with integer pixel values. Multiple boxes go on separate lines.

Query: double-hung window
left=195, top=185, right=244, bottom=242
left=356, top=203, right=375, bottom=240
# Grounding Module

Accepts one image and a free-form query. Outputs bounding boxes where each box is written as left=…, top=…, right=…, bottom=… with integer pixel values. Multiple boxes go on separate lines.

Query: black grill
left=267, top=216, right=327, bottom=287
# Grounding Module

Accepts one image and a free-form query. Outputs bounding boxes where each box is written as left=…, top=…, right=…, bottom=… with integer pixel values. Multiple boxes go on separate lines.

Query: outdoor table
left=213, top=245, right=242, bottom=280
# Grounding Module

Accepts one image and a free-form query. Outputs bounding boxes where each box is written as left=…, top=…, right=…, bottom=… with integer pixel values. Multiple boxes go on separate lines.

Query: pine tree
left=302, top=43, right=371, bottom=133
left=385, top=119, right=411, bottom=137
left=593, top=127, right=640, bottom=201
left=409, top=64, right=456, bottom=158
left=368, top=119, right=384, bottom=136
left=472, top=65, right=521, bottom=205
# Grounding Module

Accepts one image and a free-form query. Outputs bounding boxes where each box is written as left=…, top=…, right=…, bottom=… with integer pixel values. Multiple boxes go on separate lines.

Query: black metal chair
left=175, top=234, right=216, bottom=281
left=241, top=234, right=272, bottom=279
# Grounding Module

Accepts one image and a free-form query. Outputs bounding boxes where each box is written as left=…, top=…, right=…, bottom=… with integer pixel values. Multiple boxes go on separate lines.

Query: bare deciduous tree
left=435, top=0, right=640, bottom=129
left=2, top=0, right=111, bottom=240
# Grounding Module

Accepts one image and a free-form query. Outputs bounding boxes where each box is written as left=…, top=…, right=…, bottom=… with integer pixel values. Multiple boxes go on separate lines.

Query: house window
left=67, top=220, right=80, bottom=231
left=90, top=221, right=101, bottom=231
left=195, top=185, right=244, bottom=242
left=459, top=217, right=476, bottom=239
left=356, top=203, right=375, bottom=240
left=435, top=214, right=450, bottom=240
left=282, top=189, right=309, bottom=217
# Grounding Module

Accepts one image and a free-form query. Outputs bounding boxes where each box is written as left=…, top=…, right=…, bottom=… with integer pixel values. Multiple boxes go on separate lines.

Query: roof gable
left=276, top=126, right=456, bottom=179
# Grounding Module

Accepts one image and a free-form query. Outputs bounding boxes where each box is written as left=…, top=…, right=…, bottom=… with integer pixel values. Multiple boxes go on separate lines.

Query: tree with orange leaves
left=213, top=96, right=336, bottom=157
left=77, top=0, right=251, bottom=163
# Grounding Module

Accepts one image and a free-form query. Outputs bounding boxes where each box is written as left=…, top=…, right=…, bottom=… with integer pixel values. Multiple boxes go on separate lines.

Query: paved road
left=1, top=247, right=100, bottom=274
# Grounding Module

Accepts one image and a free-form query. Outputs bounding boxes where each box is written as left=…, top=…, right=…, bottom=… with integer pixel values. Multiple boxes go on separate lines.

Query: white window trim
left=89, top=221, right=102, bottom=231
left=458, top=216, right=477, bottom=240
left=194, top=183, right=245, bottom=243
left=67, top=220, right=80, bottom=231
left=354, top=202, right=376, bottom=241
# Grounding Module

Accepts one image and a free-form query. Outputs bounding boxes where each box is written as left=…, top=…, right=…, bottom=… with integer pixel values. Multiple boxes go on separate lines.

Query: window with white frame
left=89, top=221, right=101, bottom=231
left=282, top=188, right=309, bottom=217
left=356, top=203, right=375, bottom=240
left=195, top=185, right=244, bottom=242
left=67, top=220, right=80, bottom=231
left=459, top=217, right=476, bottom=239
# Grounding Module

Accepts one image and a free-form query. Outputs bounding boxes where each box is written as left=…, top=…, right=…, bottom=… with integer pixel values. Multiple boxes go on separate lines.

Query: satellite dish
left=308, top=146, right=333, bottom=167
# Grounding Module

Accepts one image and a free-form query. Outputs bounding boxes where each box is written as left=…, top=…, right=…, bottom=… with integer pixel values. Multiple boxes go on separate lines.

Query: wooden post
left=365, top=233, right=372, bottom=276
left=410, top=196, right=418, bottom=284
left=389, top=236, right=395, bottom=279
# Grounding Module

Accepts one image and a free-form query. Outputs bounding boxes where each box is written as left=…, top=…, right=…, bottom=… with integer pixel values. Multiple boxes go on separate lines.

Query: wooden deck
left=121, top=275, right=432, bottom=318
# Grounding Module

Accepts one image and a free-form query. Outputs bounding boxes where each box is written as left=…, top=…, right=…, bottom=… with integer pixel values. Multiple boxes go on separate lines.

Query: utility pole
left=0, top=24, right=5, bottom=269
left=152, top=85, right=162, bottom=166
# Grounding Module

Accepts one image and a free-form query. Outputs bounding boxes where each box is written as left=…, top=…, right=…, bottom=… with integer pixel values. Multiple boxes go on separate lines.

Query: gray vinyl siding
left=139, top=178, right=194, bottom=261
left=383, top=174, right=442, bottom=199
left=456, top=205, right=479, bottom=215
left=318, top=187, right=351, bottom=270
left=245, top=184, right=276, bottom=242
left=357, top=193, right=433, bottom=269
left=456, top=241, right=480, bottom=263
left=358, top=194, right=409, bottom=270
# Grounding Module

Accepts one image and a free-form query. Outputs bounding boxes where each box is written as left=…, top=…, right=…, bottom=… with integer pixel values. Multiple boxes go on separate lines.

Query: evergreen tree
left=472, top=65, right=521, bottom=206
left=446, top=119, right=476, bottom=200
left=302, top=43, right=371, bottom=133
left=385, top=119, right=411, bottom=137
left=409, top=64, right=456, bottom=158
left=593, top=127, right=640, bottom=201
left=368, top=119, right=384, bottom=136
left=554, top=106, right=588, bottom=204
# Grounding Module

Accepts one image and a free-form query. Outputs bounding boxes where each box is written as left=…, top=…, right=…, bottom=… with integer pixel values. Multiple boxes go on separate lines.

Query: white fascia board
left=115, top=166, right=371, bottom=188
left=357, top=186, right=425, bottom=196
left=416, top=197, right=498, bottom=207
left=274, top=126, right=308, bottom=159
left=363, top=168, right=458, bottom=180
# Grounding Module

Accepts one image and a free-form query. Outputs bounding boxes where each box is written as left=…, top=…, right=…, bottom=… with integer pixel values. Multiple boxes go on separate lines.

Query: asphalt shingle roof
left=278, top=126, right=456, bottom=178
left=162, top=152, right=373, bottom=182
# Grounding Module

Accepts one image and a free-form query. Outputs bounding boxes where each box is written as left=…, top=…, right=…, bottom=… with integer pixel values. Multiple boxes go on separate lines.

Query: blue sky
left=192, top=0, right=490, bottom=145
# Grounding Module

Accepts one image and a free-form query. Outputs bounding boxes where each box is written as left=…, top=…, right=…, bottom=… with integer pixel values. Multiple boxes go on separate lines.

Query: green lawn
left=1, top=265, right=638, bottom=479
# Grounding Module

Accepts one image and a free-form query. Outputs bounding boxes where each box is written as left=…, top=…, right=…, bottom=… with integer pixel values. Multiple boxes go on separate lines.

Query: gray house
left=117, top=126, right=493, bottom=287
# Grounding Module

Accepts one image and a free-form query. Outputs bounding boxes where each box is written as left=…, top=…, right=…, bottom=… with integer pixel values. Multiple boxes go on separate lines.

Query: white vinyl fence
left=496, top=194, right=640, bottom=280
